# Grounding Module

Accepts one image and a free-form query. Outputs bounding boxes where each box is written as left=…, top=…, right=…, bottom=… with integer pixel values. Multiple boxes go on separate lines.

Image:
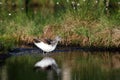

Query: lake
left=0, top=47, right=120, bottom=80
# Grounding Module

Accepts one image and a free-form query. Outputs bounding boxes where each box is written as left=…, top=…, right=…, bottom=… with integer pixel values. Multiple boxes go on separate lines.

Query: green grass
left=0, top=0, right=120, bottom=50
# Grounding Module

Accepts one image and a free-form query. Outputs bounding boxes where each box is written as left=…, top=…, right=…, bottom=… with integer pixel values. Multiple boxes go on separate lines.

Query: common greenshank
left=33, top=36, right=61, bottom=54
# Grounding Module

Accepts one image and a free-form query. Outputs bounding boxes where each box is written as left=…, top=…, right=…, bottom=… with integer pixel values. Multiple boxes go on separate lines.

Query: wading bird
left=33, top=36, right=61, bottom=54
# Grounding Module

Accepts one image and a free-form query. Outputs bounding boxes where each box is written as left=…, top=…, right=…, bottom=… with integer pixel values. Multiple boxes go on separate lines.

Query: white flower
left=83, top=0, right=86, bottom=2
left=73, top=7, right=76, bottom=10
left=0, top=2, right=2, bottom=4
left=21, top=8, right=24, bottom=10
left=56, top=2, right=59, bottom=5
left=118, top=2, right=120, bottom=5
left=77, top=3, right=80, bottom=6
left=106, top=8, right=108, bottom=10
left=66, top=0, right=69, bottom=3
left=95, top=0, right=98, bottom=3
left=8, top=13, right=11, bottom=16
left=71, top=1, right=75, bottom=5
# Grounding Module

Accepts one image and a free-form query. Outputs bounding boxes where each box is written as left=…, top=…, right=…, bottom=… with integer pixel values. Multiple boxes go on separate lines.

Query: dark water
left=0, top=48, right=120, bottom=80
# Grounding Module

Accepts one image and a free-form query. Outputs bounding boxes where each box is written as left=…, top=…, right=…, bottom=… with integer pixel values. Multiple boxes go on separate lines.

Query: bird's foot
left=42, top=52, right=49, bottom=56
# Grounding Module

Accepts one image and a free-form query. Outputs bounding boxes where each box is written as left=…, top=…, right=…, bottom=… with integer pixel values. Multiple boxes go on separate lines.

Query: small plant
left=75, top=26, right=90, bottom=37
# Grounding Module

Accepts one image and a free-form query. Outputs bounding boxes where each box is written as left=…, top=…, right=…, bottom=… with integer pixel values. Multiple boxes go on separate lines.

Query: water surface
left=0, top=49, right=120, bottom=80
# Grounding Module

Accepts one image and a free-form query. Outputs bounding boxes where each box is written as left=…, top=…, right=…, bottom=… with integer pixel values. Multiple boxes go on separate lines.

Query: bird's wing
left=44, top=38, right=53, bottom=45
left=33, top=37, right=53, bottom=45
left=33, top=38, right=41, bottom=43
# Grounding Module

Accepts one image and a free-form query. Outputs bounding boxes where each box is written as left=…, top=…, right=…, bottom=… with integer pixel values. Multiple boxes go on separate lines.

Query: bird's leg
left=46, top=52, right=48, bottom=55
left=43, top=52, right=49, bottom=56
left=43, top=52, right=48, bottom=56
left=43, top=52, right=45, bottom=55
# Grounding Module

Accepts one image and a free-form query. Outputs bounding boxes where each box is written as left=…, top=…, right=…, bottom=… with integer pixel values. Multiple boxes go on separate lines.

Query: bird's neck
left=51, top=41, right=58, bottom=46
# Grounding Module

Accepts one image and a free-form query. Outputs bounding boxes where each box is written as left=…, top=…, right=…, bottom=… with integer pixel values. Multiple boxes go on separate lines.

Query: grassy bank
left=0, top=0, right=120, bottom=51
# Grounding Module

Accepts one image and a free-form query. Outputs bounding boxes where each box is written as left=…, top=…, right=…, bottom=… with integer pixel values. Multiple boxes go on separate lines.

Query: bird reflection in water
left=34, top=57, right=61, bottom=75
left=34, top=56, right=72, bottom=80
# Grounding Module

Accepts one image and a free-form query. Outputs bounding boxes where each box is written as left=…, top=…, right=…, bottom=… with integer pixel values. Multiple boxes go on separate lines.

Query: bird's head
left=55, top=36, right=61, bottom=41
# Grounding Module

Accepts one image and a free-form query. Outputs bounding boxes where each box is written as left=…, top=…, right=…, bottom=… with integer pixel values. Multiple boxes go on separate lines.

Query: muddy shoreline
left=0, top=45, right=120, bottom=65
left=0, top=43, right=120, bottom=53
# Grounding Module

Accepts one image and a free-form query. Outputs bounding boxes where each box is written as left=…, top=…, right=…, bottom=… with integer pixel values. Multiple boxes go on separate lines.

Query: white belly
left=34, top=42, right=56, bottom=52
